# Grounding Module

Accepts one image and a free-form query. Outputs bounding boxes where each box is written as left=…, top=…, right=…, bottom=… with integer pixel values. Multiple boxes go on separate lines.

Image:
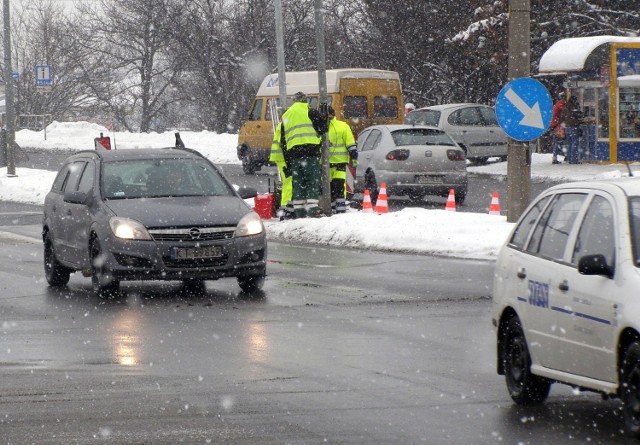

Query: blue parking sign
left=496, top=77, right=552, bottom=141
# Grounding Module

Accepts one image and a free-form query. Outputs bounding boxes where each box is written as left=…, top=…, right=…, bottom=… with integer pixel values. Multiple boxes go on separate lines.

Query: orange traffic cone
left=374, top=182, right=389, bottom=213
left=362, top=189, right=373, bottom=213
left=445, top=189, right=456, bottom=212
left=489, top=191, right=501, bottom=215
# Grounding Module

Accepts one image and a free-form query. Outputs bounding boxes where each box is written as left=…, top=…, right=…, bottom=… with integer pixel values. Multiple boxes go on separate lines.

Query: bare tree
left=75, top=0, right=183, bottom=132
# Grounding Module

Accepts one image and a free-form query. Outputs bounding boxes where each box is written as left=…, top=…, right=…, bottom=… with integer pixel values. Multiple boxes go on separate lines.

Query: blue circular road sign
left=496, top=77, right=553, bottom=141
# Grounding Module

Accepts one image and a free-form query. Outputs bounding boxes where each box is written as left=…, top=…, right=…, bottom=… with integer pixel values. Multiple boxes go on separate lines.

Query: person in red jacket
left=550, top=92, right=566, bottom=164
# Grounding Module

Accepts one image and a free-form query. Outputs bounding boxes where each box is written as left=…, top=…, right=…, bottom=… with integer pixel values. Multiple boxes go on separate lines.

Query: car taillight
left=386, top=149, right=410, bottom=161
left=447, top=149, right=466, bottom=161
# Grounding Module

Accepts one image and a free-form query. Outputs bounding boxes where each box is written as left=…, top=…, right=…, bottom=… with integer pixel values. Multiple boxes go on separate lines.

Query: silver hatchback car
left=492, top=178, right=640, bottom=437
left=43, top=148, right=267, bottom=297
left=353, top=124, right=467, bottom=204
left=405, top=103, right=508, bottom=163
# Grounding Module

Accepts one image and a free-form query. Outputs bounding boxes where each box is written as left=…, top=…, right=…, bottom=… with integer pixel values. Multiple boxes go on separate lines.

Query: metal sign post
left=505, top=0, right=532, bottom=222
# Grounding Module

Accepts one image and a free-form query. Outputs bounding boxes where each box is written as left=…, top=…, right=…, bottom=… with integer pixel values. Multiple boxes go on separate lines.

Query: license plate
left=171, top=245, right=222, bottom=260
left=415, top=175, right=443, bottom=184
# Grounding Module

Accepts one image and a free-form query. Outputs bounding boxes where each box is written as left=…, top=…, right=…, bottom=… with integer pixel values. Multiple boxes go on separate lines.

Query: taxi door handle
left=516, top=268, right=526, bottom=279
left=559, top=280, right=569, bottom=292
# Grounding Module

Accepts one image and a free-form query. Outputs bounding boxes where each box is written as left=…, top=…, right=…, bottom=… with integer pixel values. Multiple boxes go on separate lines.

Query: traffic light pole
left=506, top=0, right=531, bottom=222
left=314, top=0, right=331, bottom=216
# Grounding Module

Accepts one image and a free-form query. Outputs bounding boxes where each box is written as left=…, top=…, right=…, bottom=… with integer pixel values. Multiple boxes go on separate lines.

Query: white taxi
left=492, top=178, right=640, bottom=437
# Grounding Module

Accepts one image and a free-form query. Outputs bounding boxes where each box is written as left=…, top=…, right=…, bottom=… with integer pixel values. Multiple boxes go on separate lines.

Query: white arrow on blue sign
left=495, top=77, right=552, bottom=141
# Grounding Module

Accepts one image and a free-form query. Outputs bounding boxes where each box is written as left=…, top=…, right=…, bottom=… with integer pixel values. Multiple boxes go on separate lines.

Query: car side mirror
left=64, top=190, right=92, bottom=206
left=237, top=186, right=258, bottom=200
left=578, top=254, right=614, bottom=279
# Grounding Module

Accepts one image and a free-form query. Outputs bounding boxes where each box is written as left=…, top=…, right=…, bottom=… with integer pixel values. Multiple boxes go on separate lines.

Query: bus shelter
left=538, top=36, right=640, bottom=163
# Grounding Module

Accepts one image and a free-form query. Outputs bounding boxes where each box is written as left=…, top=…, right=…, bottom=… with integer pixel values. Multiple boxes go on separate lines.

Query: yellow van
left=237, top=68, right=404, bottom=174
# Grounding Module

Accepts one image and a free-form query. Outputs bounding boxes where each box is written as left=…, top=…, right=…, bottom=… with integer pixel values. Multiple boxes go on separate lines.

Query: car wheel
left=621, top=341, right=640, bottom=438
left=503, top=317, right=550, bottom=405
left=364, top=170, right=379, bottom=203
left=43, top=231, right=71, bottom=287
left=182, top=279, right=206, bottom=294
left=455, top=190, right=467, bottom=205
left=90, top=237, right=119, bottom=297
left=237, top=275, right=265, bottom=292
left=242, top=158, right=256, bottom=175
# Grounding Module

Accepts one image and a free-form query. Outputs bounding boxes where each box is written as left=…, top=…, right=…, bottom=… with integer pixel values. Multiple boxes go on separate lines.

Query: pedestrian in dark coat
left=561, top=95, right=584, bottom=164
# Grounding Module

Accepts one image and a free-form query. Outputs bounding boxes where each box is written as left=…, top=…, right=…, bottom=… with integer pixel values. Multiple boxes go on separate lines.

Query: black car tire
left=43, top=231, right=71, bottom=287
left=237, top=275, right=265, bottom=292
left=621, top=341, right=640, bottom=438
left=90, top=237, right=119, bottom=297
left=364, top=170, right=379, bottom=204
left=182, top=279, right=206, bottom=294
left=503, top=317, right=551, bottom=405
left=455, top=191, right=467, bottom=205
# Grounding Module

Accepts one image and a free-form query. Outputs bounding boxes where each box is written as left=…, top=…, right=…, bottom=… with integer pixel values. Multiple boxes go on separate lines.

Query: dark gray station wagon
left=43, top=148, right=266, bottom=296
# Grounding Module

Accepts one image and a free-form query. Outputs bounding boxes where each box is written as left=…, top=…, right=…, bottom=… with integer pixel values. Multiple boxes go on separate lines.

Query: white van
left=237, top=68, right=404, bottom=174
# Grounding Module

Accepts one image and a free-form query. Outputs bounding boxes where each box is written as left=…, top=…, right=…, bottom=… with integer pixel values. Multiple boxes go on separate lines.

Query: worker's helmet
left=405, top=103, right=416, bottom=112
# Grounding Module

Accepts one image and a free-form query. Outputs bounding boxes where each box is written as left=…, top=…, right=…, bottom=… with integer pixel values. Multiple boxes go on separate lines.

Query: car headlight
left=235, top=212, right=264, bottom=237
left=109, top=217, right=152, bottom=240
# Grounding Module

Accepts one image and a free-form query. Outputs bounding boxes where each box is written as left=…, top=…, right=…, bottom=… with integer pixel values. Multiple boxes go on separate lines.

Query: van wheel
left=621, top=341, right=640, bottom=438
left=242, top=159, right=256, bottom=175
left=503, top=317, right=550, bottom=405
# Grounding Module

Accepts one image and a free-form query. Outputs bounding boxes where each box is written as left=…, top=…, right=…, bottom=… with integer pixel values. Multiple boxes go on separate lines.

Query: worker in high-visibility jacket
left=281, top=92, right=323, bottom=218
left=327, top=106, right=357, bottom=213
left=269, top=122, right=294, bottom=219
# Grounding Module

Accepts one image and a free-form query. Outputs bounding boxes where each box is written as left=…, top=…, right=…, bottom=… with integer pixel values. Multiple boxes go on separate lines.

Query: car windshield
left=404, top=110, right=440, bottom=126
left=391, top=128, right=456, bottom=146
left=101, top=158, right=235, bottom=199
left=630, top=197, right=640, bottom=266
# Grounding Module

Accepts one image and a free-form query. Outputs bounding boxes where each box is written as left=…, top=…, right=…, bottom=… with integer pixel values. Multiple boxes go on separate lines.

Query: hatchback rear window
left=390, top=129, right=456, bottom=146
left=405, top=110, right=440, bottom=126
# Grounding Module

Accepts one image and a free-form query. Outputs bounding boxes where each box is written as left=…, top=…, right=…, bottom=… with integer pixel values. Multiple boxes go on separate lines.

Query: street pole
left=3, top=0, right=16, bottom=176
left=313, top=0, right=331, bottom=215
left=506, top=0, right=530, bottom=222
left=274, top=0, right=287, bottom=117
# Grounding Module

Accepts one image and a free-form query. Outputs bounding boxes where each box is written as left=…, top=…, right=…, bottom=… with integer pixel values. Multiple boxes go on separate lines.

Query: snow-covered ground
left=1, top=121, right=638, bottom=260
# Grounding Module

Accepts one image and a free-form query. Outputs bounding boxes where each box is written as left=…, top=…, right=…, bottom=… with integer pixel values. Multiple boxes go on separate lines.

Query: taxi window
left=527, top=193, right=587, bottom=261
left=510, top=195, right=551, bottom=249
left=572, top=195, right=615, bottom=267
left=630, top=198, right=640, bottom=266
